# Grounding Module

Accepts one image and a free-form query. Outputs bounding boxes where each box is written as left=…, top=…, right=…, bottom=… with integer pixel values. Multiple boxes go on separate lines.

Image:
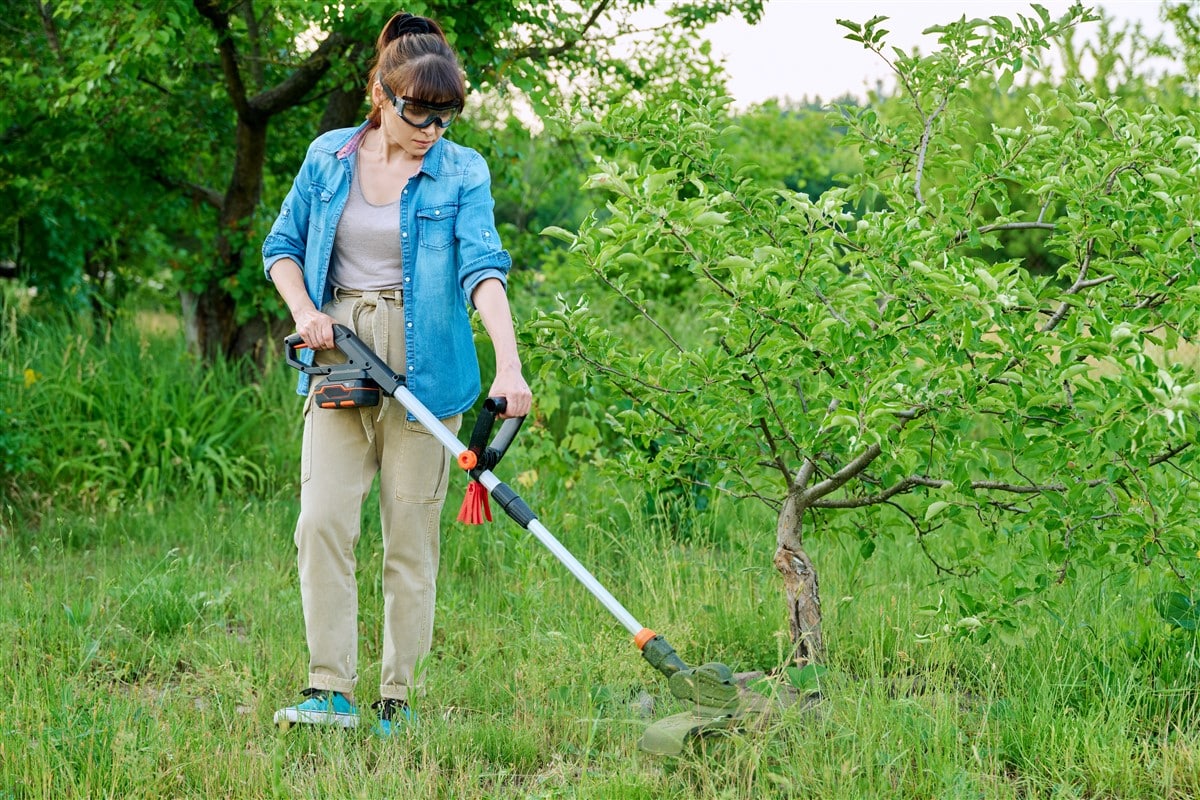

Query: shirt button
left=407, top=322, right=413, bottom=328
left=402, top=232, right=408, bottom=238
left=408, top=365, right=414, bottom=371
left=404, top=276, right=411, bottom=282
left=434, top=210, right=440, bottom=216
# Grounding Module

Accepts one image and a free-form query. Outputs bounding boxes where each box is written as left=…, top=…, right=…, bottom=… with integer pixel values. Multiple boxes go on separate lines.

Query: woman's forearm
left=472, top=277, right=531, bottom=416
left=270, top=259, right=337, bottom=349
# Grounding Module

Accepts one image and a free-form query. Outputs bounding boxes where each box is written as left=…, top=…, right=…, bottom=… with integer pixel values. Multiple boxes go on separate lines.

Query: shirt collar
left=334, top=123, right=447, bottom=180
left=335, top=122, right=372, bottom=160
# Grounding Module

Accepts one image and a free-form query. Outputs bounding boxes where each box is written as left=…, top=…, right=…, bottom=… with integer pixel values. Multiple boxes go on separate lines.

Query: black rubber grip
left=490, top=482, right=536, bottom=528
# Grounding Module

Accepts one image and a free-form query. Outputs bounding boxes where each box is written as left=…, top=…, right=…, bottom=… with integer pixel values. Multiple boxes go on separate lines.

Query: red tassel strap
left=456, top=480, right=492, bottom=525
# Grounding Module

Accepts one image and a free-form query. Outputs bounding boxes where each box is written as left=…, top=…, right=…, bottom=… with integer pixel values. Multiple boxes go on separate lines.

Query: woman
left=261, top=11, right=531, bottom=735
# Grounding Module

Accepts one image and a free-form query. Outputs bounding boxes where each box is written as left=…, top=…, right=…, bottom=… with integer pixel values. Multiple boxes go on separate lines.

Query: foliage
left=1168, top=0, right=1200, bottom=81
left=531, top=4, right=1200, bottom=645
left=716, top=98, right=862, bottom=199
left=0, top=3, right=192, bottom=320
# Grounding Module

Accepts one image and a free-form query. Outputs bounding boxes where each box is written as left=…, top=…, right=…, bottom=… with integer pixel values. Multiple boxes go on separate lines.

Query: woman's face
left=373, top=82, right=453, bottom=159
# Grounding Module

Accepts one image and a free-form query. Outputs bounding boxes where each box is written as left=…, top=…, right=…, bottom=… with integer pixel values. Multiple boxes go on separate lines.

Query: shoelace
left=372, top=698, right=408, bottom=721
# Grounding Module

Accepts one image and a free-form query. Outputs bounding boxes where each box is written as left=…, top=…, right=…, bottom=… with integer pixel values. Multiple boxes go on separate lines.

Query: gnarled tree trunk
left=775, top=488, right=824, bottom=665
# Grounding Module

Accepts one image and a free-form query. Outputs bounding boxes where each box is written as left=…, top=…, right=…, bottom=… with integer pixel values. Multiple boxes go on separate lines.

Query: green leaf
left=692, top=211, right=730, bottom=228
left=1154, top=592, right=1199, bottom=631
left=784, top=664, right=829, bottom=693
left=540, top=226, right=577, bottom=243
left=1166, top=227, right=1192, bottom=251
left=572, top=120, right=603, bottom=136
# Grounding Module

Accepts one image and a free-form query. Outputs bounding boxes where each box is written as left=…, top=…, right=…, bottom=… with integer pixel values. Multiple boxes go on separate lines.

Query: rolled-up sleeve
left=455, top=153, right=512, bottom=306
left=262, top=157, right=314, bottom=280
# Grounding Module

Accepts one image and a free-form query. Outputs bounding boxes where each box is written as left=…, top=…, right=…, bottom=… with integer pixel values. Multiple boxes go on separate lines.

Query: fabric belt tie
left=332, top=287, right=404, bottom=443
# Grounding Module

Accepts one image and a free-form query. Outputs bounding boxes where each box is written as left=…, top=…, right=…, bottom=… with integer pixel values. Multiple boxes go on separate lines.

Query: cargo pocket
left=300, top=392, right=315, bottom=484
left=394, top=415, right=461, bottom=503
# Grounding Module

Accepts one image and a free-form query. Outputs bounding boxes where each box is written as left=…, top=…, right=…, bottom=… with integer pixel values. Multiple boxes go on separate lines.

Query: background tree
left=532, top=5, right=1199, bottom=664
left=0, top=0, right=763, bottom=360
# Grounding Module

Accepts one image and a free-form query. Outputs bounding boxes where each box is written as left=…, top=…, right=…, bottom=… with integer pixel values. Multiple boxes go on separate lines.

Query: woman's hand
left=293, top=306, right=340, bottom=350
left=472, top=277, right=532, bottom=419
left=269, top=259, right=339, bottom=350
left=487, top=365, right=532, bottom=419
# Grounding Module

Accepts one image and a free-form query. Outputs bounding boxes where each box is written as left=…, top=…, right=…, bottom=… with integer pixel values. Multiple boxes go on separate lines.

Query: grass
left=3, top=303, right=1199, bottom=797
left=1, top=298, right=297, bottom=516
left=2, top=481, right=1199, bottom=799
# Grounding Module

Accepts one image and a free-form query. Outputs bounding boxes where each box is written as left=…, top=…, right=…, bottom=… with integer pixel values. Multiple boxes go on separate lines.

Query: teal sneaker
left=371, top=698, right=414, bottom=737
left=274, top=688, right=359, bottom=729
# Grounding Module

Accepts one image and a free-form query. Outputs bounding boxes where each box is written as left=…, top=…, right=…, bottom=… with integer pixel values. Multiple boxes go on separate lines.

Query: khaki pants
left=294, top=290, right=461, bottom=701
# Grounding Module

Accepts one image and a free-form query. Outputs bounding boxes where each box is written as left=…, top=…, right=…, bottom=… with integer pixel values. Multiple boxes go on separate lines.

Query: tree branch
left=509, top=0, right=614, bottom=60
left=913, top=95, right=949, bottom=205
left=36, top=0, right=63, bottom=63
left=123, top=146, right=224, bottom=211
left=1041, top=238, right=1096, bottom=332
left=193, top=0, right=250, bottom=118
left=249, top=28, right=351, bottom=118
left=194, top=0, right=350, bottom=122
left=951, top=220, right=1056, bottom=246
left=589, top=256, right=684, bottom=352
left=1149, top=441, right=1192, bottom=467
left=800, top=444, right=884, bottom=504
left=566, top=341, right=692, bottom=395
left=241, top=0, right=265, bottom=90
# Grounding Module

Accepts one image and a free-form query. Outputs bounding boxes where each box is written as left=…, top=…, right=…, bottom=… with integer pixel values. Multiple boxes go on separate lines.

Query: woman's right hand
left=293, top=307, right=339, bottom=350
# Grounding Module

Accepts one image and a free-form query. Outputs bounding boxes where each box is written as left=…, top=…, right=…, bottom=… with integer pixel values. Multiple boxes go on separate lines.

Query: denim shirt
left=262, top=123, right=512, bottom=418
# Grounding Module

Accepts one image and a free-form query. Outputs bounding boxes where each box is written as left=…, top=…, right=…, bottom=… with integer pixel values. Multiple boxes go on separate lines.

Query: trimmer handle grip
left=459, top=396, right=525, bottom=474
left=284, top=333, right=335, bottom=376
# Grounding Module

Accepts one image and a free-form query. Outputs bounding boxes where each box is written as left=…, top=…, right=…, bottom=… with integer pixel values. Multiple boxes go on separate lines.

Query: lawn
left=2, top=478, right=1197, bottom=798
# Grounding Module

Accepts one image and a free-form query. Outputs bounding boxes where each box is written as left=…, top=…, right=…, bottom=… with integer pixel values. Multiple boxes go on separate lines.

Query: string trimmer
left=284, top=324, right=785, bottom=754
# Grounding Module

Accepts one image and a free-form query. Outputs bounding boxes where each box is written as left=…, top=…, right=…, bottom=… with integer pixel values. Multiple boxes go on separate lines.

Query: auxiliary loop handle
left=458, top=396, right=525, bottom=475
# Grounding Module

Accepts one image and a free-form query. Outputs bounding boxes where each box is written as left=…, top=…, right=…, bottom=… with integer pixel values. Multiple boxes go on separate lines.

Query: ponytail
left=375, top=12, right=447, bottom=53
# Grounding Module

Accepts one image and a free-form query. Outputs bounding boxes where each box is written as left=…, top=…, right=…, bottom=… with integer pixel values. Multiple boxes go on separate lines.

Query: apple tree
left=532, top=5, right=1200, bottom=664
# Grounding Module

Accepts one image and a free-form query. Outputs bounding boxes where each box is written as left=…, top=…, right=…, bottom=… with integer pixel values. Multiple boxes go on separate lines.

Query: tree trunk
left=188, top=67, right=375, bottom=363
left=775, top=487, right=824, bottom=665
left=774, top=544, right=824, bottom=665
left=185, top=114, right=268, bottom=362
left=185, top=285, right=239, bottom=361
left=319, top=80, right=368, bottom=134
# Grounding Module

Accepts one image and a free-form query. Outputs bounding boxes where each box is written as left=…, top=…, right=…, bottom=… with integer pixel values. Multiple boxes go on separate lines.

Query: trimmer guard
left=639, top=682, right=785, bottom=755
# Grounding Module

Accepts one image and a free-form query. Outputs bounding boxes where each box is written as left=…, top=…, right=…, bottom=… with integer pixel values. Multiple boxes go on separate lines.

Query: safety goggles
left=380, top=82, right=462, bottom=129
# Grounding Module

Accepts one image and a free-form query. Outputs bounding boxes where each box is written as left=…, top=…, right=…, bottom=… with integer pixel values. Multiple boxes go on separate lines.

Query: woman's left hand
left=487, top=366, right=532, bottom=419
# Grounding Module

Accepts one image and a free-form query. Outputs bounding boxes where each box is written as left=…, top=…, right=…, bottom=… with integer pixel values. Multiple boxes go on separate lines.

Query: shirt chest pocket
left=417, top=204, right=458, bottom=251
left=309, top=184, right=336, bottom=232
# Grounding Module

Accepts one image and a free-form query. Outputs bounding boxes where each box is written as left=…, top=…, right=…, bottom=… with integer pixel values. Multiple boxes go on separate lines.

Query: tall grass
left=3, top=479, right=1199, bottom=798
left=1, top=295, right=299, bottom=524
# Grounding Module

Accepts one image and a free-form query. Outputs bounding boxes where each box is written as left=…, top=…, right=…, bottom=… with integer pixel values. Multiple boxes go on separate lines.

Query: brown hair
left=367, top=12, right=466, bottom=127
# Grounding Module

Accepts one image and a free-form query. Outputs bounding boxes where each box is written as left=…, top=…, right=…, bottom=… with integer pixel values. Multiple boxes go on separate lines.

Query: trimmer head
left=638, top=662, right=791, bottom=755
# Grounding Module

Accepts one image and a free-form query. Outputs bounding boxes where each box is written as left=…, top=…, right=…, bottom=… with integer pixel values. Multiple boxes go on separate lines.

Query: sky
left=700, top=1, right=1177, bottom=106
